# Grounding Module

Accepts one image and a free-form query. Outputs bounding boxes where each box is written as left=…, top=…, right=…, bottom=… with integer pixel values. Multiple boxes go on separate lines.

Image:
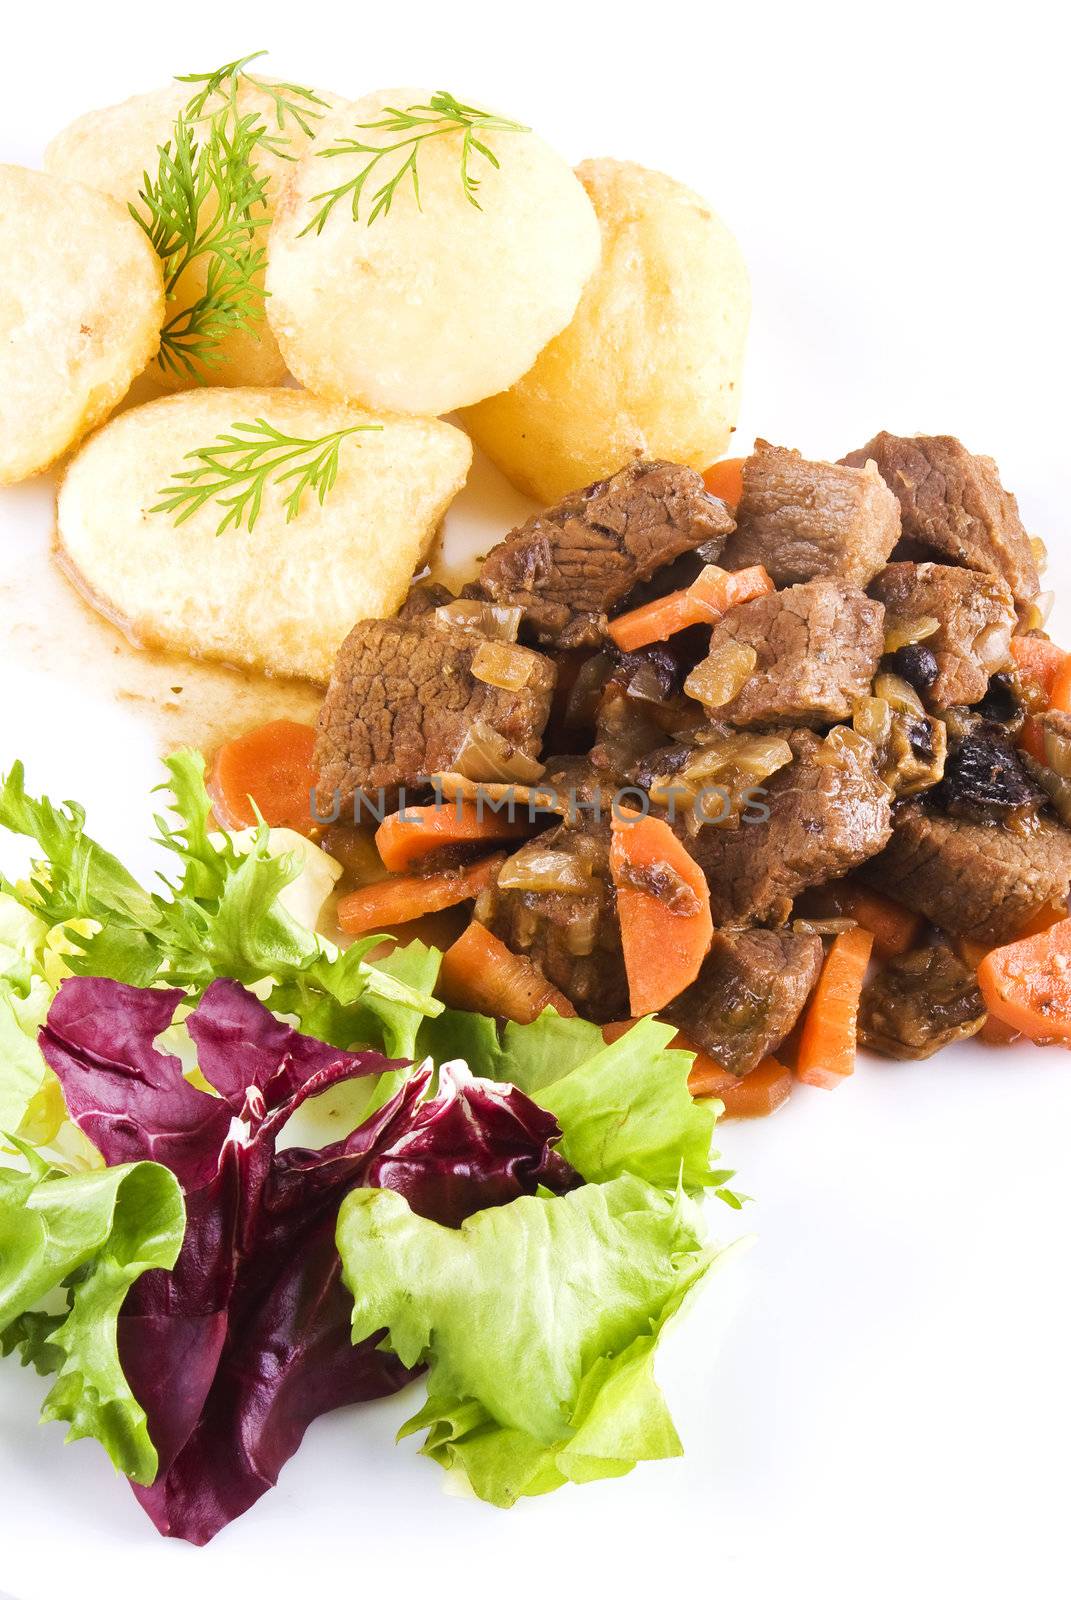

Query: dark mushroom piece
left=859, top=945, right=986, bottom=1060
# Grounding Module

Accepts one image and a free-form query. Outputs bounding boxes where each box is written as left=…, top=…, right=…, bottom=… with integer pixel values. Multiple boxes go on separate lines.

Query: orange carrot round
left=609, top=811, right=713, bottom=1016
left=375, top=801, right=536, bottom=873
left=978, top=919, right=1071, bottom=1046
left=208, top=720, right=318, bottom=834
left=795, top=926, right=874, bottom=1089
left=437, top=922, right=576, bottom=1022
left=702, top=456, right=747, bottom=508
left=336, top=854, right=505, bottom=937
left=1010, top=636, right=1067, bottom=704
left=718, top=1059, right=793, bottom=1118
left=606, top=563, right=773, bottom=653
left=1051, top=655, right=1071, bottom=714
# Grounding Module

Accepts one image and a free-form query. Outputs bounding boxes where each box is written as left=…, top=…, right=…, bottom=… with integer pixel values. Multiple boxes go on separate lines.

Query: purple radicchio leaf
left=41, top=976, right=578, bottom=1545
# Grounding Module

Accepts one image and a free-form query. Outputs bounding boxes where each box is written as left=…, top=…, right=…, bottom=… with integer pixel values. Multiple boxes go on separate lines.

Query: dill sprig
left=176, top=49, right=328, bottom=156
left=301, top=89, right=529, bottom=235
left=133, top=108, right=271, bottom=380
left=151, top=418, right=383, bottom=536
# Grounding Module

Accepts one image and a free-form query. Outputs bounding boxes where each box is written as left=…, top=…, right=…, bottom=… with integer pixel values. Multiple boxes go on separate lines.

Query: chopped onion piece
left=1030, top=537, right=1049, bottom=576
left=498, top=846, right=593, bottom=895
left=883, top=613, right=940, bottom=653
left=470, top=640, right=539, bottom=690
left=1020, top=590, right=1056, bottom=632
left=853, top=695, right=894, bottom=750
left=684, top=642, right=758, bottom=709
left=873, top=671, right=926, bottom=717
left=434, top=600, right=523, bottom=641
left=450, top=720, right=546, bottom=784
left=792, top=916, right=858, bottom=937
left=1044, top=720, right=1071, bottom=779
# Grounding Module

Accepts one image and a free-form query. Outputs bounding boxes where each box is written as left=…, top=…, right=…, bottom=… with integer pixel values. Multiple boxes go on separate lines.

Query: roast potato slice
left=0, top=164, right=163, bottom=485
left=57, top=389, right=472, bottom=682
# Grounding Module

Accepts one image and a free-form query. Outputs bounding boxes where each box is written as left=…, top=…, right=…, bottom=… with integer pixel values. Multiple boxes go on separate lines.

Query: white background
left=2, top=3, right=1070, bottom=1597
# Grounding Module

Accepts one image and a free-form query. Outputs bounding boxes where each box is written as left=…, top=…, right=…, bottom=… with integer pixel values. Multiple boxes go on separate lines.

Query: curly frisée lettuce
left=0, top=752, right=443, bottom=1048
left=0, top=1143, right=185, bottom=1484
left=337, top=1175, right=719, bottom=1506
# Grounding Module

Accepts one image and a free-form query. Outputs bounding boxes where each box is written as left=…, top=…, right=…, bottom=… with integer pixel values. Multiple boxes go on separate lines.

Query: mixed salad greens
left=0, top=753, right=741, bottom=1544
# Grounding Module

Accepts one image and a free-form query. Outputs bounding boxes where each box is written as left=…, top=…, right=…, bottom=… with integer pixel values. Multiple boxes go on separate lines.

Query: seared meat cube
left=687, top=578, right=885, bottom=727
left=870, top=562, right=1016, bottom=708
left=859, top=806, right=1071, bottom=944
left=859, top=944, right=985, bottom=1059
left=477, top=820, right=629, bottom=1023
left=665, top=928, right=823, bottom=1076
left=316, top=618, right=555, bottom=809
left=840, top=432, right=1040, bottom=607
left=722, top=441, right=900, bottom=587
left=470, top=460, right=734, bottom=646
left=397, top=581, right=457, bottom=619
left=688, top=728, right=894, bottom=925
left=934, top=722, right=1048, bottom=829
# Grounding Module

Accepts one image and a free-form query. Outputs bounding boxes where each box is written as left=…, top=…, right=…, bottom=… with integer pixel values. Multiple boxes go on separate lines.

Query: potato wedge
left=266, top=88, right=600, bottom=416
left=463, top=158, right=750, bottom=503
left=0, top=165, right=163, bottom=486
left=57, top=390, right=472, bottom=682
left=45, top=78, right=334, bottom=389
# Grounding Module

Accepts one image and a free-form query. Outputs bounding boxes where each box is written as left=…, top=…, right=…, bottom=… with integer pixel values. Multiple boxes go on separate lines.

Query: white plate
left=1, top=10, right=1069, bottom=1599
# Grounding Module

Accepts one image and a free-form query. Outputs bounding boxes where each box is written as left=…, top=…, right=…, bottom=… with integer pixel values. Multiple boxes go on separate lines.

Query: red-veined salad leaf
left=38, top=975, right=577, bottom=1544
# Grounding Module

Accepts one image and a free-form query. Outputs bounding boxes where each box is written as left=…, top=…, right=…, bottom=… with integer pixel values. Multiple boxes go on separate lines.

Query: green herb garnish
left=150, top=417, right=382, bottom=535
left=175, top=48, right=328, bottom=155
left=133, top=50, right=325, bottom=378
left=302, top=89, right=529, bottom=234
left=133, top=108, right=271, bottom=381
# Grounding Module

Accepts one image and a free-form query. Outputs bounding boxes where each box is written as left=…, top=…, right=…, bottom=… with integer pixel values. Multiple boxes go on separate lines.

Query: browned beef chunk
left=316, top=618, right=555, bottom=809
left=870, top=562, right=1016, bottom=707
left=859, top=944, right=985, bottom=1060
left=840, top=433, right=1040, bottom=607
left=470, top=460, right=734, bottom=646
left=665, top=928, right=823, bottom=1076
left=687, top=729, right=894, bottom=925
left=859, top=806, right=1071, bottom=944
left=477, top=819, right=629, bottom=1023
left=397, top=581, right=456, bottom=619
left=689, top=579, right=885, bottom=727
left=721, top=441, right=900, bottom=588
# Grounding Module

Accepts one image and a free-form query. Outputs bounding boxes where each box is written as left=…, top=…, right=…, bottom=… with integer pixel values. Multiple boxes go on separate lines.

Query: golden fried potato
left=463, top=158, right=750, bottom=503
left=266, top=88, right=601, bottom=416
left=57, top=389, right=472, bottom=681
left=45, top=78, right=334, bottom=389
left=0, top=164, right=163, bottom=486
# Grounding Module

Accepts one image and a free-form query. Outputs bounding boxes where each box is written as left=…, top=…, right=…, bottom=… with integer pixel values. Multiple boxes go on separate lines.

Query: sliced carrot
left=336, top=855, right=505, bottom=937
left=609, top=810, right=713, bottom=1015
left=818, top=882, right=922, bottom=959
left=437, top=922, right=576, bottom=1022
left=978, top=918, right=1071, bottom=1045
left=1010, top=636, right=1067, bottom=704
left=606, top=563, right=774, bottom=653
left=208, top=720, right=318, bottom=834
left=1051, top=655, right=1071, bottom=713
left=604, top=1023, right=791, bottom=1117
left=718, top=1059, right=793, bottom=1118
left=795, top=926, right=874, bottom=1089
left=1018, top=715, right=1048, bottom=764
left=702, top=456, right=747, bottom=508
left=375, top=801, right=535, bottom=873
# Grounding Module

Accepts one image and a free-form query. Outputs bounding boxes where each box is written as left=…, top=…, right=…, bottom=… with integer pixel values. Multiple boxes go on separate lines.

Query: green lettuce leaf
left=0, top=1145, right=185, bottom=1483
left=421, top=1006, right=737, bottom=1200
left=0, top=754, right=442, bottom=1053
left=336, top=1174, right=719, bottom=1506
